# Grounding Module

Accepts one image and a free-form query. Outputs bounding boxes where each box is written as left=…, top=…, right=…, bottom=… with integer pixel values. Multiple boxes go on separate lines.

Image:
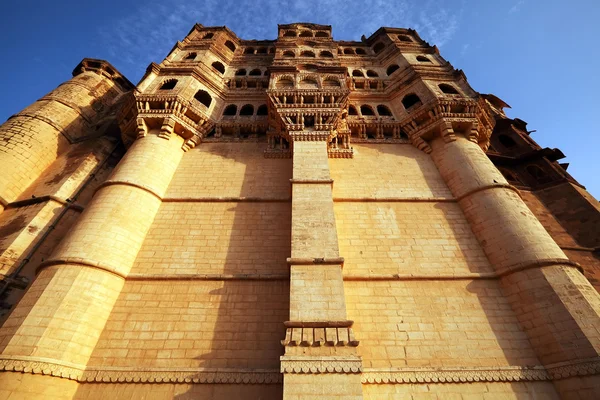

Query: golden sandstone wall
left=2, top=23, right=600, bottom=400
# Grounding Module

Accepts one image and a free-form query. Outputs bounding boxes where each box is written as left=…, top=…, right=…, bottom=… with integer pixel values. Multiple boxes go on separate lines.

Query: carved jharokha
left=0, top=21, right=599, bottom=400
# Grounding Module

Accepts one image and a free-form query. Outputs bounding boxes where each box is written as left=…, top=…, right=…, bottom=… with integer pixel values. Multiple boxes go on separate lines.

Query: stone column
left=429, top=126, right=600, bottom=395
left=282, top=137, right=363, bottom=399
left=0, top=129, right=185, bottom=396
left=0, top=61, right=129, bottom=212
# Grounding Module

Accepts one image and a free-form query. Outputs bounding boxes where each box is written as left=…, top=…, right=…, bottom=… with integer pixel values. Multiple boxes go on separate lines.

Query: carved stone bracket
left=280, top=356, right=362, bottom=374
left=136, top=117, right=148, bottom=139
left=410, top=135, right=432, bottom=154
left=281, top=321, right=359, bottom=347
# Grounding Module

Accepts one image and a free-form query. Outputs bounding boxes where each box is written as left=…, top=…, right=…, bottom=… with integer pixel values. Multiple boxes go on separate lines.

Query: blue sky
left=1, top=0, right=599, bottom=196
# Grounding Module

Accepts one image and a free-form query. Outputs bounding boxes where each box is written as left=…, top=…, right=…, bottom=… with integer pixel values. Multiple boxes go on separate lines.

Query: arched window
left=225, top=41, right=236, bottom=52
left=355, top=48, right=366, bottom=55
left=398, top=35, right=412, bottom=42
left=323, top=78, right=341, bottom=87
left=402, top=94, right=421, bottom=109
left=249, top=68, right=262, bottom=76
left=343, top=48, right=355, bottom=55
left=283, top=50, right=295, bottom=57
left=386, top=64, right=400, bottom=76
left=499, top=134, right=517, bottom=148
left=352, top=70, right=364, bottom=77
left=240, top=104, right=254, bottom=116
left=276, top=77, right=294, bottom=88
left=300, top=51, right=315, bottom=57
left=283, top=30, right=296, bottom=37
left=320, top=50, right=333, bottom=58
left=257, top=47, right=267, bottom=54
left=194, top=90, right=212, bottom=108
left=439, top=84, right=459, bottom=94
left=416, top=55, right=431, bottom=63
left=212, top=61, right=225, bottom=74
left=299, top=31, right=313, bottom=37
left=235, top=68, right=247, bottom=76
left=366, top=70, right=378, bottom=77
left=159, top=79, right=177, bottom=90
left=316, top=31, right=328, bottom=38
left=257, top=104, right=268, bottom=115
left=348, top=105, right=358, bottom=115
left=223, top=104, right=237, bottom=116
left=526, top=165, right=552, bottom=184
left=185, top=52, right=197, bottom=60
left=377, top=105, right=393, bottom=116
left=373, top=42, right=385, bottom=54
left=203, top=33, right=214, bottom=39
left=360, top=105, right=375, bottom=116
left=244, top=47, right=255, bottom=54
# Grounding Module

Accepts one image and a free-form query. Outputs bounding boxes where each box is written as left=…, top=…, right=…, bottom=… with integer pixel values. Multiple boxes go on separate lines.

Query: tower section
left=0, top=60, right=131, bottom=211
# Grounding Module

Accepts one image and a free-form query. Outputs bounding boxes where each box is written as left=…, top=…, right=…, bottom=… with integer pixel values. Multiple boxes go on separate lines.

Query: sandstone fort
left=0, top=22, right=599, bottom=399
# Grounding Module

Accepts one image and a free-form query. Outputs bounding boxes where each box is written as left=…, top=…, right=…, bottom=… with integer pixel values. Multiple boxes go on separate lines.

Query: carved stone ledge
left=82, top=369, right=282, bottom=384
left=361, top=366, right=549, bottom=384
left=546, top=357, right=600, bottom=380
left=361, top=358, right=600, bottom=384
left=0, top=357, right=84, bottom=381
left=280, top=356, right=362, bottom=374
left=0, top=356, right=282, bottom=384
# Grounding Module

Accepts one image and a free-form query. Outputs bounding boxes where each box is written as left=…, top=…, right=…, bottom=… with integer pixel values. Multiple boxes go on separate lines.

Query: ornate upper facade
left=117, top=23, right=499, bottom=158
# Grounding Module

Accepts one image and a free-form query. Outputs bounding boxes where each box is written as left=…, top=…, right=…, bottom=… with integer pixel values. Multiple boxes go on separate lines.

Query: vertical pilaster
left=429, top=131, right=600, bottom=395
left=282, top=138, right=363, bottom=399
left=0, top=130, right=185, bottom=397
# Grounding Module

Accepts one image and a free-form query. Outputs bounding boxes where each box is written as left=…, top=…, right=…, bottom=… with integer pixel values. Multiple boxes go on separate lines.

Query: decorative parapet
left=280, top=356, right=363, bottom=374
left=289, top=131, right=330, bottom=142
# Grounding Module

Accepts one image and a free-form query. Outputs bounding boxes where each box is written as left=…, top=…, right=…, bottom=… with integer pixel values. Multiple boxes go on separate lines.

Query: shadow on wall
left=172, top=142, right=291, bottom=400
left=68, top=142, right=291, bottom=400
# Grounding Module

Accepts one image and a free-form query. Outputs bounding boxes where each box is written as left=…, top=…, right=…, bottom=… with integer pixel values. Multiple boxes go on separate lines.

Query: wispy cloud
left=98, top=0, right=463, bottom=81
left=460, top=43, right=470, bottom=56
left=509, top=0, right=525, bottom=14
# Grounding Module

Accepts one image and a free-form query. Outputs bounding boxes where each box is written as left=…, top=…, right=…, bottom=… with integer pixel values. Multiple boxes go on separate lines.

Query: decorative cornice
left=0, top=356, right=281, bottom=384
left=362, top=358, right=600, bottom=383
left=280, top=356, right=362, bottom=374
left=1, top=356, right=598, bottom=383
left=361, top=366, right=549, bottom=384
